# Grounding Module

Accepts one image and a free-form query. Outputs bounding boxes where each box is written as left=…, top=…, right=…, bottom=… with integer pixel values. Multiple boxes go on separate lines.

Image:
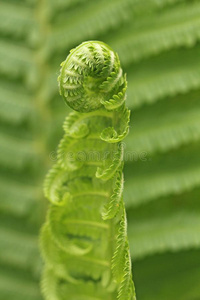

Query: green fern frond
left=40, top=41, right=135, bottom=300
left=1, top=1, right=200, bottom=299
left=102, top=167, right=124, bottom=220
left=112, top=208, right=127, bottom=282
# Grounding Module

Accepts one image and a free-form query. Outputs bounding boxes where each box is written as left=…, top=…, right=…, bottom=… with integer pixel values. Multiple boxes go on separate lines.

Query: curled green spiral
left=40, top=41, right=136, bottom=300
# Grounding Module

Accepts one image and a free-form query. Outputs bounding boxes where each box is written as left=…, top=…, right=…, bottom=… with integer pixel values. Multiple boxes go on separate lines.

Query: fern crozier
left=40, top=41, right=136, bottom=300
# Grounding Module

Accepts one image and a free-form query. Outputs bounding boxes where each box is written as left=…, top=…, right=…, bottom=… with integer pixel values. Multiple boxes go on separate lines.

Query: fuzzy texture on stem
left=40, top=41, right=136, bottom=300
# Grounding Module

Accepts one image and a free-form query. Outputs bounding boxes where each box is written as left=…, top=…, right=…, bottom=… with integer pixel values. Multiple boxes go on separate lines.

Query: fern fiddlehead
left=40, top=41, right=136, bottom=300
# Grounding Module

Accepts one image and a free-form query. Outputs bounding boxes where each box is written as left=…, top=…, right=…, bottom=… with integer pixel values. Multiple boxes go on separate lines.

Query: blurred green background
left=1, top=0, right=200, bottom=299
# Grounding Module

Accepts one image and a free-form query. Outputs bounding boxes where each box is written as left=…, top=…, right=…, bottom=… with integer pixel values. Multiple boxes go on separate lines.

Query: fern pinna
left=40, top=41, right=135, bottom=300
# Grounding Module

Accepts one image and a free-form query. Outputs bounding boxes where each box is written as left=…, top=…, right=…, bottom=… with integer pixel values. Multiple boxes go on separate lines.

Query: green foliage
left=41, top=41, right=135, bottom=300
left=1, top=0, right=200, bottom=299
left=134, top=250, right=200, bottom=300
left=128, top=187, right=200, bottom=259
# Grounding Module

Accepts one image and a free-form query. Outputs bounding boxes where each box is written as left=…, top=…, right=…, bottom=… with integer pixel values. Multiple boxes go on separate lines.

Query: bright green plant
left=2, top=1, right=200, bottom=299
left=40, top=41, right=135, bottom=300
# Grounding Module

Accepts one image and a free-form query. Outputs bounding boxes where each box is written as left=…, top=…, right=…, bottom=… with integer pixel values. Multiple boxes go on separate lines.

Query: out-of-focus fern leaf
left=47, top=0, right=194, bottom=64
left=0, top=266, right=42, bottom=300
left=0, top=226, right=40, bottom=272
left=0, top=215, right=41, bottom=270
left=0, top=175, right=41, bottom=217
left=126, top=89, right=200, bottom=154
left=110, top=0, right=200, bottom=64
left=46, top=0, right=135, bottom=56
left=126, top=45, right=200, bottom=108
left=0, top=2, right=37, bottom=45
left=134, top=250, right=200, bottom=300
left=127, top=188, right=200, bottom=259
left=0, top=40, right=38, bottom=88
left=0, top=0, right=38, bottom=6
left=0, top=1, right=44, bottom=297
left=48, top=0, right=92, bottom=13
left=0, top=84, right=33, bottom=123
left=0, top=132, right=39, bottom=170
left=48, top=0, right=186, bottom=18
left=124, top=140, right=200, bottom=207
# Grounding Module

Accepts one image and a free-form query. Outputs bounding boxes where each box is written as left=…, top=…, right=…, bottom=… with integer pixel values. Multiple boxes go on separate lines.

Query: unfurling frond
left=40, top=41, right=135, bottom=300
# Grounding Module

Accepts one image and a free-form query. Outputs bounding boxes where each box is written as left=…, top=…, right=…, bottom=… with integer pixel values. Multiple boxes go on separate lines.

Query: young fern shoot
left=40, top=41, right=136, bottom=300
